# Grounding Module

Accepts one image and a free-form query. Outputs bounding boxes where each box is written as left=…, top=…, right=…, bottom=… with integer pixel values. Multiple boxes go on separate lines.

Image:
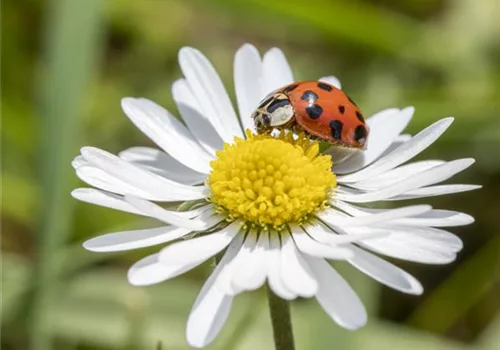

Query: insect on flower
left=252, top=81, right=369, bottom=149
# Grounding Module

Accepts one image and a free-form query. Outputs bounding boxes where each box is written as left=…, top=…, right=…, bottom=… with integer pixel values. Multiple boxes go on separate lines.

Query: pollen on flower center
left=208, top=131, right=336, bottom=227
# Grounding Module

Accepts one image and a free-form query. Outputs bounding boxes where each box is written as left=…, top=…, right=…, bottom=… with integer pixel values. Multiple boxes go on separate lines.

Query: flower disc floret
left=208, top=132, right=336, bottom=227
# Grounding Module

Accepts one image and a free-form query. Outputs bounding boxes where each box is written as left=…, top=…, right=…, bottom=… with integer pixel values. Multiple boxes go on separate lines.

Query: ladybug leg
left=291, top=122, right=307, bottom=136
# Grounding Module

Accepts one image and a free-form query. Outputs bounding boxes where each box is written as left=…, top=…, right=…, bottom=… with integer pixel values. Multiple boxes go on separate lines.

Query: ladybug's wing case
left=284, top=81, right=369, bottom=148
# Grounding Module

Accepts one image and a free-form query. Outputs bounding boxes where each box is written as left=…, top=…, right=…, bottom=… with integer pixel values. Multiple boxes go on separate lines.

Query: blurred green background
left=2, top=0, right=500, bottom=349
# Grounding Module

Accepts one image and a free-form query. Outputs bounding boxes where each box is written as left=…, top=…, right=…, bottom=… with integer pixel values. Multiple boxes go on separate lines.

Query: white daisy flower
left=72, top=44, right=479, bottom=348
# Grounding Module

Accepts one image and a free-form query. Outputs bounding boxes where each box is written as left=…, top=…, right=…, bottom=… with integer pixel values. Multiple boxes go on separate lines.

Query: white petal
left=332, top=199, right=385, bottom=216
left=348, top=160, right=445, bottom=191
left=360, top=241, right=456, bottom=264
left=334, top=107, right=414, bottom=174
left=305, top=220, right=389, bottom=244
left=83, top=226, right=191, bottom=252
left=388, top=184, right=481, bottom=200
left=125, top=196, right=219, bottom=230
left=121, top=97, right=213, bottom=173
left=187, top=282, right=232, bottom=349
left=338, top=117, right=454, bottom=183
left=231, top=231, right=270, bottom=292
left=319, top=205, right=432, bottom=227
left=381, top=133, right=412, bottom=157
left=358, top=226, right=461, bottom=264
left=179, top=47, right=243, bottom=142
left=71, top=188, right=145, bottom=216
left=171, top=205, right=213, bottom=219
left=81, top=146, right=206, bottom=201
left=217, top=233, right=257, bottom=296
left=72, top=155, right=88, bottom=169
left=186, top=235, right=244, bottom=348
left=319, top=76, right=341, bottom=89
left=279, top=233, right=318, bottom=297
left=159, top=221, right=241, bottom=265
left=348, top=246, right=423, bottom=294
left=119, top=146, right=207, bottom=185
left=267, top=234, right=296, bottom=300
left=262, top=48, right=294, bottom=93
left=305, top=256, right=367, bottom=330
left=359, top=225, right=462, bottom=252
left=234, top=44, right=263, bottom=132
left=333, top=200, right=474, bottom=227
left=291, top=225, right=353, bottom=259
left=127, top=253, right=199, bottom=286
left=172, top=79, right=223, bottom=155
left=76, top=165, right=150, bottom=197
left=337, top=158, right=475, bottom=203
left=389, top=210, right=475, bottom=227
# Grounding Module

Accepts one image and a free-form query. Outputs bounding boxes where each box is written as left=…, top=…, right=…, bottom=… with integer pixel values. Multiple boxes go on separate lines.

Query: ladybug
left=252, top=81, right=369, bottom=149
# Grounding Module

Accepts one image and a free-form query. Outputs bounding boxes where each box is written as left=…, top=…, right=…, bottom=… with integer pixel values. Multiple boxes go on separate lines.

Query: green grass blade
left=29, top=1, right=104, bottom=349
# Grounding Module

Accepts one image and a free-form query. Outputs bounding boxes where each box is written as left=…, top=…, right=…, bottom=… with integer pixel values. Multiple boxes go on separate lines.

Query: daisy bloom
left=72, top=44, right=479, bottom=348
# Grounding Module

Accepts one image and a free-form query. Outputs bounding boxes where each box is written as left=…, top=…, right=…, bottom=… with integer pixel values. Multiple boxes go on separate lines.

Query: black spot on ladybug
left=338, top=105, right=345, bottom=114
left=354, top=125, right=367, bottom=143
left=306, top=104, right=323, bottom=119
left=258, top=96, right=274, bottom=109
left=317, top=82, right=333, bottom=91
left=329, top=120, right=343, bottom=140
left=283, top=84, right=299, bottom=93
left=262, top=114, right=271, bottom=126
left=267, top=98, right=290, bottom=114
left=301, top=90, right=319, bottom=103
left=355, top=111, right=365, bottom=122
left=347, top=95, right=358, bottom=107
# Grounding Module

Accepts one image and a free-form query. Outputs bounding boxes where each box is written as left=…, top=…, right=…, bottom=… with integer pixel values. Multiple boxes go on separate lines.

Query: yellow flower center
left=208, top=131, right=336, bottom=228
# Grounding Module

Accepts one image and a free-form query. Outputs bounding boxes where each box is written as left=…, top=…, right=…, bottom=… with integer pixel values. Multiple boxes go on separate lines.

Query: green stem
left=267, top=285, right=296, bottom=350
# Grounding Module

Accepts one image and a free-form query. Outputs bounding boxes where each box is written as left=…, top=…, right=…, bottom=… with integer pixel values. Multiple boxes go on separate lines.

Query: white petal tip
left=186, top=334, right=211, bottom=349
left=401, top=106, right=415, bottom=119
left=238, top=43, right=258, bottom=52
left=411, top=287, right=424, bottom=296
left=344, top=320, right=367, bottom=331
left=121, top=96, right=134, bottom=104
left=127, top=279, right=146, bottom=287
left=403, top=279, right=424, bottom=295
left=82, top=239, right=100, bottom=252
left=463, top=215, right=475, bottom=224
left=266, top=47, right=281, bottom=54
left=127, top=272, right=156, bottom=287
left=80, top=146, right=92, bottom=154
left=186, top=341, right=204, bottom=349
left=179, top=46, right=198, bottom=59
left=120, top=97, right=143, bottom=110
left=126, top=273, right=142, bottom=286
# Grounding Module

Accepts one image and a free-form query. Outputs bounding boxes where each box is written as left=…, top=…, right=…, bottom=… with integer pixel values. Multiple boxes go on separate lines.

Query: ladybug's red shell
left=278, top=81, right=369, bottom=148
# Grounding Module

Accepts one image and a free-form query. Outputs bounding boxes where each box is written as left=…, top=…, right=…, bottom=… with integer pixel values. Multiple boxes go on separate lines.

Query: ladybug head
left=251, top=92, right=295, bottom=134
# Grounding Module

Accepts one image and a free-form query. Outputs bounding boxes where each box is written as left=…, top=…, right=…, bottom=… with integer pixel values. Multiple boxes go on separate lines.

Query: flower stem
left=267, top=285, right=295, bottom=350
